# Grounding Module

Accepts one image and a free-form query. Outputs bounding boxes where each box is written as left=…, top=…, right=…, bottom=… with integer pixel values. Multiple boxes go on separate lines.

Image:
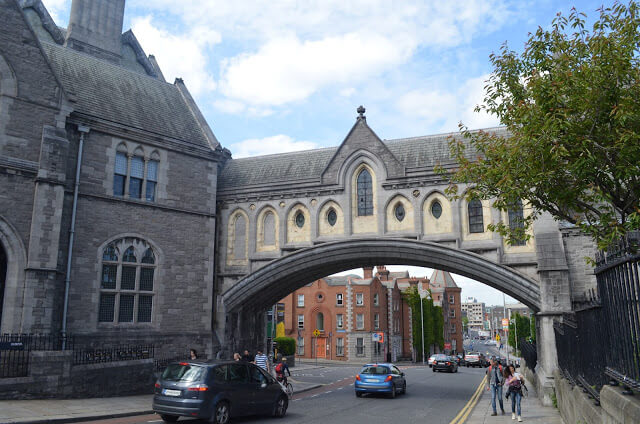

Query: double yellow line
left=449, top=375, right=487, bottom=424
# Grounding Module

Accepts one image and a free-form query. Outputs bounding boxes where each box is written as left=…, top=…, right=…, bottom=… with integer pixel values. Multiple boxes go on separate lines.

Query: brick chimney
left=363, top=267, right=373, bottom=279
left=376, top=265, right=390, bottom=281
left=65, top=0, right=125, bottom=62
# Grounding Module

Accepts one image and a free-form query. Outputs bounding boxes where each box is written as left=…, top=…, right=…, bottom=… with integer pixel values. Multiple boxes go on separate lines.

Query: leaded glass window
left=508, top=200, right=526, bottom=246
left=295, top=211, right=305, bottom=228
left=357, top=169, right=373, bottom=216
left=146, top=160, right=158, bottom=201
left=468, top=199, right=484, bottom=233
left=431, top=201, right=442, bottom=219
left=129, top=156, right=144, bottom=199
left=327, top=208, right=337, bottom=226
left=114, top=153, right=127, bottom=197
left=98, top=239, right=157, bottom=324
left=394, top=203, right=405, bottom=221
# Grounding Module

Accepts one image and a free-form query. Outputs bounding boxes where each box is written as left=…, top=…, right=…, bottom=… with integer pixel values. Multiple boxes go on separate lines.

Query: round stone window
left=295, top=211, right=305, bottom=228
left=431, top=201, right=442, bottom=219
left=327, top=208, right=337, bottom=226
left=316, top=292, right=325, bottom=302
left=394, top=203, right=405, bottom=222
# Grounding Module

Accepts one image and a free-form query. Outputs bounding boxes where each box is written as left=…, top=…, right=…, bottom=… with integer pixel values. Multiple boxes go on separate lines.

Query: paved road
left=78, top=365, right=486, bottom=424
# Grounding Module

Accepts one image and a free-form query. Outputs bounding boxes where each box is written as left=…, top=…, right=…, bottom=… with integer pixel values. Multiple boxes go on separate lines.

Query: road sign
left=444, top=342, right=451, bottom=350
left=502, top=318, right=509, bottom=330
left=372, top=332, right=384, bottom=343
left=313, top=329, right=321, bottom=337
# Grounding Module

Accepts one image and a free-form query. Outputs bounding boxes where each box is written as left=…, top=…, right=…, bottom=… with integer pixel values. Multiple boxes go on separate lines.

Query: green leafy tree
left=530, top=315, right=536, bottom=343
left=442, top=2, right=640, bottom=250
left=403, top=287, right=445, bottom=358
left=507, top=313, right=532, bottom=352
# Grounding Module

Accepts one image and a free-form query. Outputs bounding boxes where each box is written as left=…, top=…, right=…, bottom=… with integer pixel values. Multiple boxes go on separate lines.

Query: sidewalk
left=466, top=380, right=563, bottom=424
left=0, top=380, right=321, bottom=424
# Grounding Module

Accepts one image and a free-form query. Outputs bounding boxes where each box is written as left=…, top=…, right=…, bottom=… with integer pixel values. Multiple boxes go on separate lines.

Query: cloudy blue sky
left=42, top=0, right=607, bottom=305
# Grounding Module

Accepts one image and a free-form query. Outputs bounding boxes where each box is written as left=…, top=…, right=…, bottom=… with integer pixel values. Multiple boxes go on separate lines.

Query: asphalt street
left=78, top=364, right=487, bottom=424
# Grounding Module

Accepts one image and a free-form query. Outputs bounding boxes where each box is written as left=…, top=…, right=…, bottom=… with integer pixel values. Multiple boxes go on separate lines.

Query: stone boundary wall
left=0, top=351, right=154, bottom=399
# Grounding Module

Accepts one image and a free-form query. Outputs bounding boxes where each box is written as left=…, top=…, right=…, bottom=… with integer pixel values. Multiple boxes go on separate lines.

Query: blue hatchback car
left=354, top=363, right=406, bottom=398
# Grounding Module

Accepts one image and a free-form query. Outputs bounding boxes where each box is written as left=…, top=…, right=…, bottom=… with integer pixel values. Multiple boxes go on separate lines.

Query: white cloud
left=396, top=74, right=500, bottom=133
left=228, top=135, right=319, bottom=158
left=41, top=0, right=69, bottom=25
left=131, top=16, right=219, bottom=96
left=219, top=32, right=414, bottom=106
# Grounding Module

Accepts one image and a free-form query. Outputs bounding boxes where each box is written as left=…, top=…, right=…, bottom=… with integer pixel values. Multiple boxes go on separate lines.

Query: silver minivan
left=153, top=360, right=288, bottom=423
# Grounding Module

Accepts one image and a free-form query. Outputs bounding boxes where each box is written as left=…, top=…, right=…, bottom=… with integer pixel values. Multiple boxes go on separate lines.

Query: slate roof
left=40, top=42, right=213, bottom=149
left=430, top=270, right=459, bottom=288
left=389, top=271, right=410, bottom=279
left=219, top=127, right=507, bottom=190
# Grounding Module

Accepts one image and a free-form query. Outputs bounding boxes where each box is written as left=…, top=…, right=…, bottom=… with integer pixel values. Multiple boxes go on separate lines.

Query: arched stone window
left=98, top=238, right=156, bottom=324
left=357, top=169, right=373, bottom=216
left=113, top=144, right=160, bottom=202
left=468, top=199, right=484, bottom=233
left=508, top=200, right=526, bottom=246
left=263, top=212, right=276, bottom=246
left=233, top=214, right=247, bottom=260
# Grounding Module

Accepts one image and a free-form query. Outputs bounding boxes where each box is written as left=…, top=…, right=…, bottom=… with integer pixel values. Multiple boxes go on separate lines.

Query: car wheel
left=389, top=383, right=396, bottom=399
left=160, top=415, right=179, bottom=423
left=272, top=395, right=288, bottom=418
left=210, top=401, right=230, bottom=424
left=455, top=367, right=458, bottom=373
left=355, top=391, right=363, bottom=397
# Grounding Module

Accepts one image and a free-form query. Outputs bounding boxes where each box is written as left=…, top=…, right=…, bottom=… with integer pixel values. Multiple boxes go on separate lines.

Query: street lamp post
left=420, top=295, right=425, bottom=365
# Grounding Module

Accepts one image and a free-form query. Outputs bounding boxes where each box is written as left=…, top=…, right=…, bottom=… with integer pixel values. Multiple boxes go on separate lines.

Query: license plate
left=163, top=389, right=181, bottom=397
left=365, top=379, right=377, bottom=382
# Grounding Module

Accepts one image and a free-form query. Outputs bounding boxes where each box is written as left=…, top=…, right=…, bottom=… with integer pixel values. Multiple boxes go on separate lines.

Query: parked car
left=153, top=360, right=288, bottom=423
left=428, top=355, right=437, bottom=367
left=432, top=354, right=458, bottom=373
left=464, top=352, right=487, bottom=368
left=355, top=363, right=406, bottom=398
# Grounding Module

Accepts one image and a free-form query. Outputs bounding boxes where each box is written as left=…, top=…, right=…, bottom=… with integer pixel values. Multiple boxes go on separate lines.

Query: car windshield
left=361, top=365, right=390, bottom=375
left=434, top=354, right=448, bottom=360
left=161, top=363, right=206, bottom=382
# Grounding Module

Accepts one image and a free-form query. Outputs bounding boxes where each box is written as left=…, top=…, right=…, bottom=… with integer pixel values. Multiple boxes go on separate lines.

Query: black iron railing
left=595, top=232, right=640, bottom=392
left=154, top=355, right=184, bottom=372
left=520, top=340, right=537, bottom=372
left=0, top=333, right=74, bottom=351
left=73, top=344, right=154, bottom=365
left=0, top=350, right=29, bottom=378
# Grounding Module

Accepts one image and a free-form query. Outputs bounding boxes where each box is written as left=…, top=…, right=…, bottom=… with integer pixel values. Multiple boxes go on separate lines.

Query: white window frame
left=374, top=313, right=380, bottom=329
left=297, top=337, right=304, bottom=355
left=297, top=314, right=304, bottom=329
left=449, top=309, right=456, bottom=318
left=373, top=293, right=379, bottom=306
left=449, top=295, right=455, bottom=304
left=356, top=313, right=364, bottom=330
left=356, top=337, right=365, bottom=356
left=336, top=293, right=343, bottom=306
left=336, top=314, right=343, bottom=329
left=336, top=338, right=344, bottom=356
left=356, top=293, right=364, bottom=306
left=297, top=294, right=304, bottom=307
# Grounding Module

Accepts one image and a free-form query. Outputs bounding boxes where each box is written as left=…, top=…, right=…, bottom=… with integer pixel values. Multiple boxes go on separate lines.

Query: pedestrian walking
left=254, top=349, right=269, bottom=371
left=504, top=364, right=525, bottom=422
left=485, top=358, right=505, bottom=416
left=189, top=349, right=198, bottom=360
left=233, top=352, right=241, bottom=361
left=242, top=349, right=253, bottom=362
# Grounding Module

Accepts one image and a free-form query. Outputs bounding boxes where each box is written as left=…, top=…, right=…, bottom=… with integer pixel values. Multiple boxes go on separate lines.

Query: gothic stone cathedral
left=0, top=0, right=595, bottom=358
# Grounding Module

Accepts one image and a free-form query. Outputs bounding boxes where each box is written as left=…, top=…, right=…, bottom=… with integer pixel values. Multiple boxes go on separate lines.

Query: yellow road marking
left=449, top=375, right=487, bottom=424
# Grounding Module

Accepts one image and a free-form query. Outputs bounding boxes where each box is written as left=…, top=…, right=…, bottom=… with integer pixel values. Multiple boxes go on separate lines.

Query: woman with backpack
left=504, top=364, right=525, bottom=422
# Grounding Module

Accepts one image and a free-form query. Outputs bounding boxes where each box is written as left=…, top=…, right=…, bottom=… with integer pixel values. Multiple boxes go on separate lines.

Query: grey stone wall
left=561, top=227, right=597, bottom=302
left=0, top=351, right=154, bottom=400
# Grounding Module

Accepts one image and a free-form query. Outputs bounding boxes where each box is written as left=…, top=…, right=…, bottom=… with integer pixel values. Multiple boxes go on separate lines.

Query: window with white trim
left=98, top=238, right=156, bottom=324
left=336, top=293, right=343, bottom=306
left=113, top=148, right=159, bottom=202
left=356, top=293, right=364, bottom=306
left=374, top=313, right=380, bottom=329
left=373, top=293, right=379, bottom=306
left=356, top=313, right=364, bottom=330
left=336, top=314, right=343, bottom=329
left=449, top=309, right=456, bottom=318
left=356, top=337, right=364, bottom=355
left=297, top=294, right=304, bottom=307
left=297, top=314, right=304, bottom=329
left=336, top=338, right=344, bottom=356
left=449, top=295, right=455, bottom=304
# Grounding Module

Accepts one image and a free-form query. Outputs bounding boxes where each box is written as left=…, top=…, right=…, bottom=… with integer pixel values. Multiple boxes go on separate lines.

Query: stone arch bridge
left=215, top=110, right=597, bottom=401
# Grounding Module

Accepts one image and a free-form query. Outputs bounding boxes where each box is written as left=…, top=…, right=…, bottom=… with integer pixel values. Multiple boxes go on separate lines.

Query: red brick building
left=279, top=266, right=464, bottom=362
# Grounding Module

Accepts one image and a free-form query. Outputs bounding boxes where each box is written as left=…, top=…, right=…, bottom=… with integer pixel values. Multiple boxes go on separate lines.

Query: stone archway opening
left=221, top=238, right=541, bottom=351
left=0, top=241, right=6, bottom=329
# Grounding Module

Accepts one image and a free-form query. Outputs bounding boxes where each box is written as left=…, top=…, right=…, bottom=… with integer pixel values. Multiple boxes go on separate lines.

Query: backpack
left=275, top=363, right=283, bottom=374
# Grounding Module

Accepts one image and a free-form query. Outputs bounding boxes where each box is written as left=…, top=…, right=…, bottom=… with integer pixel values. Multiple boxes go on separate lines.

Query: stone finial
left=357, top=105, right=366, bottom=119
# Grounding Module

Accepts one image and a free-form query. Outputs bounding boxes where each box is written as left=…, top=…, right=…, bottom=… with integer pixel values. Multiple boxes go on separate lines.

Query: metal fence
left=0, top=333, right=74, bottom=351
left=595, top=232, right=640, bottom=392
left=154, top=355, right=184, bottom=372
left=0, top=350, right=29, bottom=378
left=519, top=340, right=537, bottom=373
left=73, top=344, right=154, bottom=365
